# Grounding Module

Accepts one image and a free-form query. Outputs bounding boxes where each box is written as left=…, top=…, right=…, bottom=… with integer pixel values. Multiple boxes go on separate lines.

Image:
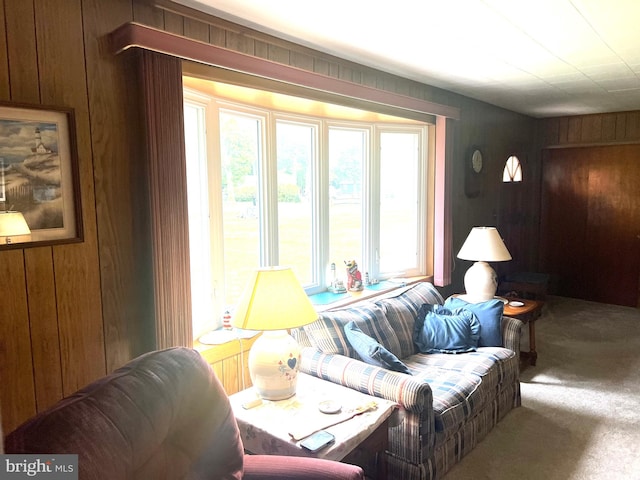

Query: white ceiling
left=172, top=0, right=640, bottom=118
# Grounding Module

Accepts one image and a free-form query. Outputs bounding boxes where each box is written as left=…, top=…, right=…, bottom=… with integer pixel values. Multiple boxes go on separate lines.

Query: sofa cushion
left=304, top=303, right=402, bottom=358
left=410, top=366, right=484, bottom=436
left=413, top=304, right=480, bottom=354
left=376, top=282, right=444, bottom=358
left=444, top=297, right=504, bottom=347
left=344, top=321, right=412, bottom=374
left=405, top=347, right=519, bottom=398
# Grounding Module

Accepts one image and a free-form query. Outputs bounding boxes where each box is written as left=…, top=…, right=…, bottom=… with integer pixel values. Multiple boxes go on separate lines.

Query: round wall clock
left=471, top=149, right=483, bottom=173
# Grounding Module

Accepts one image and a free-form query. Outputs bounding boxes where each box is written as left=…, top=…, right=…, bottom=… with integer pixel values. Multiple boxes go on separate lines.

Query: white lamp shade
left=457, top=227, right=511, bottom=262
left=0, top=211, right=31, bottom=244
left=232, top=266, right=318, bottom=400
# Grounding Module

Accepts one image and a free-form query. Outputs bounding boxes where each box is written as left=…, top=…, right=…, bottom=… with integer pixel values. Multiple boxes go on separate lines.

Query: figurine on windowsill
left=345, top=260, right=364, bottom=292
left=328, top=262, right=347, bottom=293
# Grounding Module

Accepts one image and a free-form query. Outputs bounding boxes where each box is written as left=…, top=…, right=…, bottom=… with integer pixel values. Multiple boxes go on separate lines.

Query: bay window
left=185, top=80, right=432, bottom=338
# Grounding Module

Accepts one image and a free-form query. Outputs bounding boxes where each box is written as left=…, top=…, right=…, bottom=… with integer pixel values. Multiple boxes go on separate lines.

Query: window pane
left=220, top=111, right=261, bottom=306
left=277, top=121, right=314, bottom=285
left=380, top=132, right=419, bottom=273
left=329, top=128, right=364, bottom=274
left=184, top=102, right=213, bottom=338
left=503, top=155, right=523, bottom=182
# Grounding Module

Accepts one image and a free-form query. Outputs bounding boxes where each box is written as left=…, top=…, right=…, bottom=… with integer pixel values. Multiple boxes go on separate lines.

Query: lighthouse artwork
left=0, top=103, right=80, bottom=246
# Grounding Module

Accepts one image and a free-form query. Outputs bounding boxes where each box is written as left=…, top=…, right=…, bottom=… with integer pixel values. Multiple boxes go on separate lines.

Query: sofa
left=4, top=347, right=364, bottom=480
left=294, top=282, right=523, bottom=480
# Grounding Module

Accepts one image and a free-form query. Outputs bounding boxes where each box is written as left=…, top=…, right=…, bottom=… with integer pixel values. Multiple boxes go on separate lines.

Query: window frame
left=185, top=85, right=433, bottom=333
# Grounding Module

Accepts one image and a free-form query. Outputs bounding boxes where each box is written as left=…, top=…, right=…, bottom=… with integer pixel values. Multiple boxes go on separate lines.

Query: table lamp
left=232, top=266, right=319, bottom=400
left=0, top=211, right=31, bottom=244
left=457, top=226, right=511, bottom=302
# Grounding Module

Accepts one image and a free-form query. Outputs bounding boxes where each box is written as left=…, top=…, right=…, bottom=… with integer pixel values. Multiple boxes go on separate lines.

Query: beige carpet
left=444, top=296, right=640, bottom=480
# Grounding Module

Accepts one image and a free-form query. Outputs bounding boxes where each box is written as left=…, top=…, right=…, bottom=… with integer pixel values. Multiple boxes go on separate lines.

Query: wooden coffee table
left=230, top=372, right=397, bottom=479
left=504, top=298, right=544, bottom=366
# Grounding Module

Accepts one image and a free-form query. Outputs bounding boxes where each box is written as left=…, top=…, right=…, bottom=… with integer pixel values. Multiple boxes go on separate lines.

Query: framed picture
left=0, top=102, right=82, bottom=249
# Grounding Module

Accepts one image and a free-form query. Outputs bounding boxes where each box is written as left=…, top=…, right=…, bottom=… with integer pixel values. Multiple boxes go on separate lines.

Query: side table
left=229, top=372, right=397, bottom=480
left=503, top=298, right=544, bottom=366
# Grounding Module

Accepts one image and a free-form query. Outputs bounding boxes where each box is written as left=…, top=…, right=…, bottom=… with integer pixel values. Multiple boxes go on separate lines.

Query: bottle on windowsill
left=222, top=310, right=232, bottom=330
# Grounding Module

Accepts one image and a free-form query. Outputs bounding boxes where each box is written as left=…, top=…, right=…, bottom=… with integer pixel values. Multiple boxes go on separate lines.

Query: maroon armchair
left=5, top=347, right=363, bottom=480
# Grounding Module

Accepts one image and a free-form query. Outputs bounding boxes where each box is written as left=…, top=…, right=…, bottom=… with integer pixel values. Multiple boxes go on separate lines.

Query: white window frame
left=185, top=89, right=433, bottom=335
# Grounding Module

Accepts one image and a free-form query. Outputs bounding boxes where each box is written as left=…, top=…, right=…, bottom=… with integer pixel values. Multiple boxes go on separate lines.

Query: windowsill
left=311, top=275, right=431, bottom=312
left=193, top=275, right=432, bottom=362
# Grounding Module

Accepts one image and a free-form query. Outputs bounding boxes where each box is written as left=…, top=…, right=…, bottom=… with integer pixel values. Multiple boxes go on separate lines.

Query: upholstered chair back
left=5, top=347, right=245, bottom=479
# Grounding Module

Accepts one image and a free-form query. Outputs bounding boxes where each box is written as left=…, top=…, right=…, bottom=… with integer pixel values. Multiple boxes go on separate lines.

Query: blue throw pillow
left=344, top=321, right=412, bottom=374
left=444, top=297, right=504, bottom=347
left=413, top=304, right=480, bottom=354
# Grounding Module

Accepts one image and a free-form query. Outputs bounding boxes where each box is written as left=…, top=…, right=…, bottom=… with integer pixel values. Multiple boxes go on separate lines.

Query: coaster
left=318, top=400, right=342, bottom=414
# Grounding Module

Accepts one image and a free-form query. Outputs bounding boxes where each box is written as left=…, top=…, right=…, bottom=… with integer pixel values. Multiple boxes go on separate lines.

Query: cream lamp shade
left=0, top=211, right=31, bottom=245
left=232, top=266, right=319, bottom=400
left=457, top=227, right=512, bottom=302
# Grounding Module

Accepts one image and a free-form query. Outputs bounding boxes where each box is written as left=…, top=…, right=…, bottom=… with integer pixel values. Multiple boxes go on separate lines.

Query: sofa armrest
left=243, top=455, right=364, bottom=480
left=501, top=316, right=524, bottom=353
left=299, top=347, right=432, bottom=413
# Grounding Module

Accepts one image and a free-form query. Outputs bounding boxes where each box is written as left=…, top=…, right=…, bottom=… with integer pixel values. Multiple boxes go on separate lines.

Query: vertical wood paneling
left=0, top=0, right=10, bottom=99
left=24, top=248, right=63, bottom=411
left=567, top=117, right=582, bottom=143
left=626, top=111, right=640, bottom=140
left=601, top=113, right=617, bottom=142
left=132, top=1, right=164, bottom=28
left=34, top=0, right=105, bottom=395
left=541, top=111, right=640, bottom=146
left=83, top=0, right=155, bottom=373
left=580, top=115, right=602, bottom=143
left=184, top=17, right=209, bottom=42
left=226, top=31, right=254, bottom=54
left=163, top=11, right=184, bottom=35
left=0, top=252, right=36, bottom=433
left=4, top=0, right=38, bottom=102
left=221, top=356, right=240, bottom=394
left=290, top=51, right=314, bottom=71
left=1, top=0, right=41, bottom=433
left=208, top=25, right=225, bottom=46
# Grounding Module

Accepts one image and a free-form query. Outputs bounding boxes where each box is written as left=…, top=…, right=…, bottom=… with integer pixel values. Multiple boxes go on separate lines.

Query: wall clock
left=471, top=149, right=483, bottom=173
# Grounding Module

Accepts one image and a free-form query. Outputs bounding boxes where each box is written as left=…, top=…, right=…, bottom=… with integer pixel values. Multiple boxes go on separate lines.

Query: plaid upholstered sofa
left=294, top=282, right=523, bottom=480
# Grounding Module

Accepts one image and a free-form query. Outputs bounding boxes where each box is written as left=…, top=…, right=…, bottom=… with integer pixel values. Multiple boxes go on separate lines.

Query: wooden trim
left=433, top=116, right=453, bottom=286
left=194, top=334, right=259, bottom=365
left=110, top=22, right=460, bottom=120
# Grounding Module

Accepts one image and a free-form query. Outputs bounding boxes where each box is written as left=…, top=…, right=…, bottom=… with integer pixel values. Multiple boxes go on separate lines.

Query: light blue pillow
left=344, top=321, right=412, bottom=374
left=413, top=304, right=480, bottom=354
left=444, top=297, right=504, bottom=347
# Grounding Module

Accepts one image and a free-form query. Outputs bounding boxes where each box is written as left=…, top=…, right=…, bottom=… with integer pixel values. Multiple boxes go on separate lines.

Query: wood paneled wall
left=541, top=110, right=640, bottom=147
left=0, top=0, right=538, bottom=434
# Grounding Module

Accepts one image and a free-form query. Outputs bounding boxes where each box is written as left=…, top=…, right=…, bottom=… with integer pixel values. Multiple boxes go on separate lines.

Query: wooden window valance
left=111, top=21, right=454, bottom=350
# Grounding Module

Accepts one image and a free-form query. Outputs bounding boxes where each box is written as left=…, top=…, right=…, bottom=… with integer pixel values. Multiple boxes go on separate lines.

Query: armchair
left=4, top=347, right=363, bottom=480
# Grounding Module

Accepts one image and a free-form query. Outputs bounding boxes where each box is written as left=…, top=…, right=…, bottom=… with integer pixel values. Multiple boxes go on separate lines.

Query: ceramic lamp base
left=248, top=330, right=301, bottom=400
left=464, top=261, right=498, bottom=302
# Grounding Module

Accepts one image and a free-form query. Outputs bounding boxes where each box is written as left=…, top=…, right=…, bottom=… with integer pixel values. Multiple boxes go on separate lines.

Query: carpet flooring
left=443, top=296, right=640, bottom=480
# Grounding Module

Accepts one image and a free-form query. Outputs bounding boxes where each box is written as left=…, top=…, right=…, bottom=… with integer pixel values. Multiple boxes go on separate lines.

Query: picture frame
left=0, top=101, right=82, bottom=250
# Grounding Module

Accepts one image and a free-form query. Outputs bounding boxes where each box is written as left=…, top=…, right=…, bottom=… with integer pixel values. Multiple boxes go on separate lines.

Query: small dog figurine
left=344, top=260, right=364, bottom=291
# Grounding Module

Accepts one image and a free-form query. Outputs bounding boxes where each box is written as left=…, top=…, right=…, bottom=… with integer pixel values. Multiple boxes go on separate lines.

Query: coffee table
left=504, top=297, right=544, bottom=366
left=229, top=372, right=397, bottom=479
